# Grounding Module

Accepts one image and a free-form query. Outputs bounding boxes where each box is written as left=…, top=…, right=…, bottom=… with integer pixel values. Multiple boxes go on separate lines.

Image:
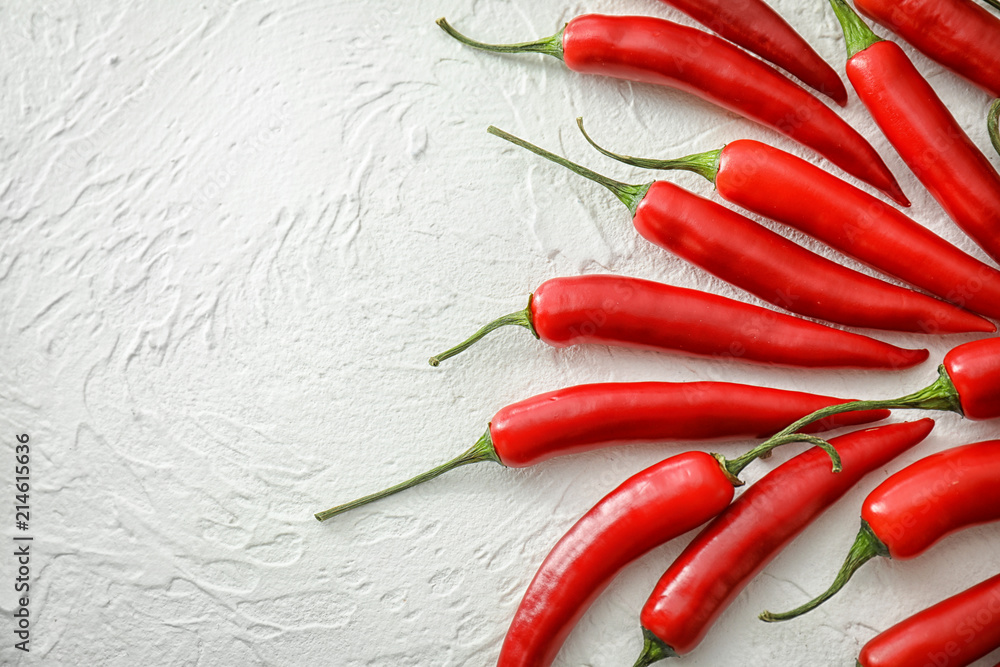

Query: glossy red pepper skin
left=490, top=381, right=887, bottom=468
left=858, top=571, right=1000, bottom=667
left=631, top=180, right=993, bottom=333
left=864, top=439, right=1000, bottom=559
left=560, top=15, right=906, bottom=205
left=497, top=451, right=734, bottom=667
left=944, top=337, right=1000, bottom=420
left=638, top=419, right=934, bottom=659
left=713, top=140, right=1000, bottom=321
left=528, top=275, right=929, bottom=368
left=855, top=0, right=1000, bottom=97
left=655, top=0, right=847, bottom=104
left=844, top=39, right=1000, bottom=264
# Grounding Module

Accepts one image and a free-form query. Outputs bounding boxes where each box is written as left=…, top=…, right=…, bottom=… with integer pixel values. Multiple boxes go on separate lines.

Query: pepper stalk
left=576, top=117, right=723, bottom=184
left=429, top=297, right=536, bottom=367
left=758, top=520, right=888, bottom=622
left=746, top=365, right=961, bottom=459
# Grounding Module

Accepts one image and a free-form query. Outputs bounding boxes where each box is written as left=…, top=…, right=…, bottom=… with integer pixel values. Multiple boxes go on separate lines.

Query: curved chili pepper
left=429, top=274, right=929, bottom=369
left=576, top=120, right=1000, bottom=321
left=313, top=381, right=888, bottom=521
left=858, top=571, right=1000, bottom=667
left=654, top=0, right=847, bottom=104
left=761, top=438, right=1000, bottom=622
left=498, top=429, right=841, bottom=667
left=828, top=0, right=1000, bottom=265
left=436, top=14, right=908, bottom=205
left=633, top=419, right=934, bottom=664
left=486, top=126, right=993, bottom=334
left=746, top=337, right=1000, bottom=456
left=853, top=0, right=1000, bottom=98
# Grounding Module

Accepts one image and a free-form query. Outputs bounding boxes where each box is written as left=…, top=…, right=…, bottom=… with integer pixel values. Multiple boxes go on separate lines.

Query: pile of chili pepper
left=436, top=13, right=908, bottom=204
left=653, top=0, right=848, bottom=104
left=484, top=126, right=991, bottom=335
left=827, top=0, right=1000, bottom=265
left=323, top=0, right=1000, bottom=664
left=574, top=119, right=1000, bottom=321
left=853, top=0, right=1000, bottom=98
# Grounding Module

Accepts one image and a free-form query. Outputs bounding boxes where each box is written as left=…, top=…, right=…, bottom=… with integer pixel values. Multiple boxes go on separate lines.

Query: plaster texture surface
left=2, top=0, right=999, bottom=665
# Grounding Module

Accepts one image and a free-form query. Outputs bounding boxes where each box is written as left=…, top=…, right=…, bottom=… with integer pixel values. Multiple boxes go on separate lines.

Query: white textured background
left=2, top=0, right=999, bottom=665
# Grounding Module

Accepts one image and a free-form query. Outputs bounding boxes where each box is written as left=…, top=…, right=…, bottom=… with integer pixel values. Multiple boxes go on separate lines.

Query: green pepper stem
left=633, top=627, right=678, bottom=666
left=576, top=117, right=722, bottom=184
left=436, top=17, right=565, bottom=61
left=488, top=125, right=653, bottom=216
left=429, top=297, right=536, bottom=367
left=750, top=365, right=961, bottom=459
left=314, top=431, right=501, bottom=522
left=989, top=99, right=1000, bottom=158
left=759, top=520, right=888, bottom=622
left=722, top=433, right=842, bottom=482
left=828, top=0, right=883, bottom=59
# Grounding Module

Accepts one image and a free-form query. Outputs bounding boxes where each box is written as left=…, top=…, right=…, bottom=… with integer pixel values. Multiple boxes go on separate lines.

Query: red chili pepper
left=654, top=0, right=848, bottom=104
left=576, top=120, right=1000, bottom=321
left=747, top=337, right=1000, bottom=449
left=498, top=431, right=840, bottom=667
left=760, top=438, right=1000, bottom=622
left=436, top=14, right=909, bottom=205
left=313, top=381, right=888, bottom=521
left=486, top=126, right=993, bottom=334
left=853, top=0, right=1000, bottom=97
left=429, top=274, right=929, bottom=369
left=858, top=571, right=1000, bottom=667
left=633, top=419, right=934, bottom=664
left=828, top=0, right=1000, bottom=265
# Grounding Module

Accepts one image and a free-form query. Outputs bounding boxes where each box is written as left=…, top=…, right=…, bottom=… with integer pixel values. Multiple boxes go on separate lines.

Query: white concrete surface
left=2, top=0, right=999, bottom=665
